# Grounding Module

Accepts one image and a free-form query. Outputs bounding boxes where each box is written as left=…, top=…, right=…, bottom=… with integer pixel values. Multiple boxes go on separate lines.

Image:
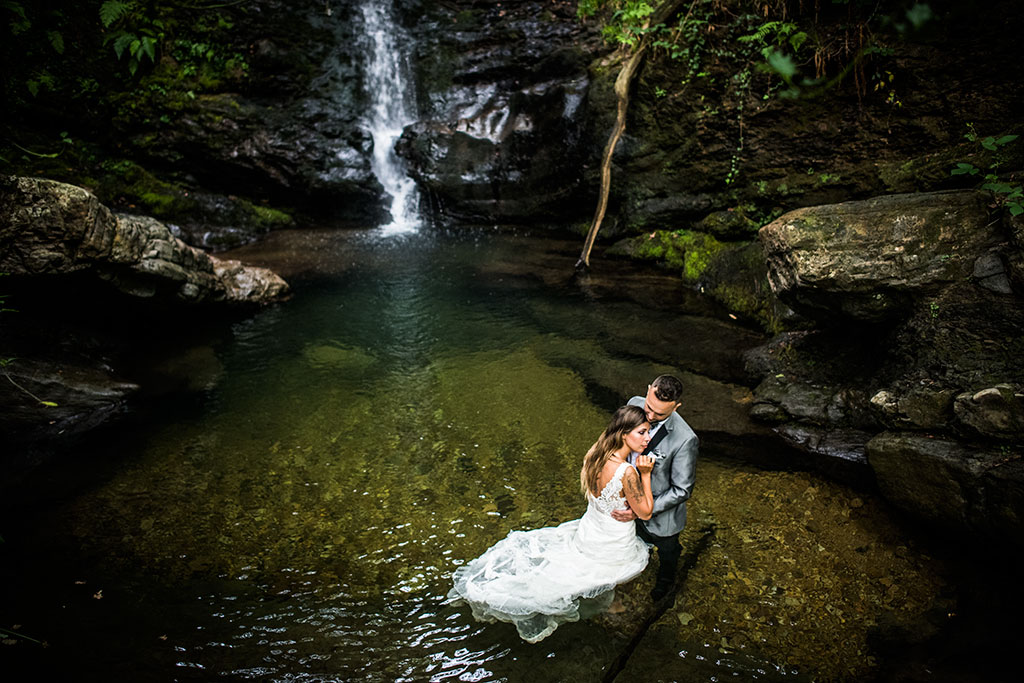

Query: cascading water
left=361, top=0, right=421, bottom=234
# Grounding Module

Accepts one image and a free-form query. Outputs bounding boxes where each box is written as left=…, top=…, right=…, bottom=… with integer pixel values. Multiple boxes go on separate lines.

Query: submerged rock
left=1, top=358, right=139, bottom=446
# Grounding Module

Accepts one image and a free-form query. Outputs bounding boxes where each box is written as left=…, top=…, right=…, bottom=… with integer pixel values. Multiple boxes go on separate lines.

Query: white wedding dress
left=448, top=462, right=651, bottom=642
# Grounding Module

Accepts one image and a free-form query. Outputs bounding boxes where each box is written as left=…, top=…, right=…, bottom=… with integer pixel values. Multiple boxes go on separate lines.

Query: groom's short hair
left=651, top=374, right=683, bottom=403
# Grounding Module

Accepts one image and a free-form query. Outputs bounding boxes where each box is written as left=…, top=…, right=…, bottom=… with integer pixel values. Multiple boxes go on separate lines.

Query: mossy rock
left=609, top=230, right=780, bottom=329
left=699, top=207, right=762, bottom=240
left=93, top=159, right=293, bottom=248
left=95, top=160, right=194, bottom=218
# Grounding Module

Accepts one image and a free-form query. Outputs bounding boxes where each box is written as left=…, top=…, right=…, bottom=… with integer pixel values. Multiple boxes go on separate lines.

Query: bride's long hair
left=580, top=405, right=648, bottom=497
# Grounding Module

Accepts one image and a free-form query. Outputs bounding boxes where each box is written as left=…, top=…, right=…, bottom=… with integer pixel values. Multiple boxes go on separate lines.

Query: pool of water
left=1, top=228, right=951, bottom=681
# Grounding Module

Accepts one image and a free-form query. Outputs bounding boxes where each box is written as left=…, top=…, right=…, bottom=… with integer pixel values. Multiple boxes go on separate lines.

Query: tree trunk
left=575, top=0, right=694, bottom=273
left=575, top=46, right=647, bottom=272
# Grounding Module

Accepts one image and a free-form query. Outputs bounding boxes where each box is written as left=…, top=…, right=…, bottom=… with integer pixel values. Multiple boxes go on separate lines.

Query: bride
left=448, top=405, right=655, bottom=642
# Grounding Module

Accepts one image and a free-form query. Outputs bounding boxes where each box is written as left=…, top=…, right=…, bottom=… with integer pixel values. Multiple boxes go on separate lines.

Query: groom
left=612, top=374, right=698, bottom=601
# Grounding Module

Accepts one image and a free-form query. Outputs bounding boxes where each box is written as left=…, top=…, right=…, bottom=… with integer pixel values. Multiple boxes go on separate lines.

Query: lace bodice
left=591, top=461, right=633, bottom=514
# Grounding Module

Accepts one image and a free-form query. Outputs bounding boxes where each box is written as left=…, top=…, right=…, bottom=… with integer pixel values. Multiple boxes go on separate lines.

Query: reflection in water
left=3, top=230, right=947, bottom=681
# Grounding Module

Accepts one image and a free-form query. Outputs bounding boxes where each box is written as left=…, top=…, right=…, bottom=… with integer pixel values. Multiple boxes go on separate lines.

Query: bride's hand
left=635, top=455, right=654, bottom=474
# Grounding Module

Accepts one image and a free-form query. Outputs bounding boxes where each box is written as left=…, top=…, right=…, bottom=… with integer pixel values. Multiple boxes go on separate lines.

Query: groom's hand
left=611, top=507, right=637, bottom=522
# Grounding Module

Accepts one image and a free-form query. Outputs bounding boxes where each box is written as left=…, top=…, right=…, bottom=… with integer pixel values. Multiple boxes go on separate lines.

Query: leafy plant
left=589, top=1, right=657, bottom=48
left=6, top=131, right=74, bottom=161
left=738, top=20, right=808, bottom=57
left=100, top=1, right=165, bottom=76
left=951, top=124, right=1022, bottom=216
left=3, top=0, right=32, bottom=35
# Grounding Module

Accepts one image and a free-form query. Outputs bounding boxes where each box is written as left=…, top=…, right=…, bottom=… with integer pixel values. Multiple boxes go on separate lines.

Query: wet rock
left=774, top=424, right=872, bottom=465
left=608, top=231, right=779, bottom=327
left=124, top=2, right=387, bottom=223
left=90, top=161, right=295, bottom=252
left=0, top=358, right=138, bottom=445
left=752, top=374, right=834, bottom=425
left=869, top=431, right=1024, bottom=544
left=749, top=401, right=788, bottom=424
left=866, top=430, right=1024, bottom=539
left=0, top=176, right=289, bottom=305
left=870, top=386, right=957, bottom=431
left=759, top=190, right=998, bottom=321
left=867, top=432, right=975, bottom=528
left=746, top=190, right=1024, bottom=540
left=972, top=253, right=1013, bottom=294
left=213, top=258, right=290, bottom=304
left=953, top=384, right=1024, bottom=440
left=400, top=1, right=601, bottom=223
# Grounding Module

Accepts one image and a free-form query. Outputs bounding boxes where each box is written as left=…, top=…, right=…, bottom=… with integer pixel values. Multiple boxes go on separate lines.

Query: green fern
left=111, top=32, right=134, bottom=59
left=739, top=21, right=784, bottom=44
left=47, top=29, right=64, bottom=54
left=99, top=1, right=133, bottom=29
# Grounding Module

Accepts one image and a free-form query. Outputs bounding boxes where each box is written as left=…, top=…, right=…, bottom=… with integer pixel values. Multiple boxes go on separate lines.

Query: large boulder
left=1, top=176, right=290, bottom=449
left=747, top=191, right=1024, bottom=542
left=867, top=431, right=1024, bottom=543
left=759, top=190, right=1002, bottom=321
left=0, top=176, right=289, bottom=305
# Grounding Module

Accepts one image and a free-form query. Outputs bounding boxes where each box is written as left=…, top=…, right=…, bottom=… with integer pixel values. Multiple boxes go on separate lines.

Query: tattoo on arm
left=625, top=471, right=644, bottom=501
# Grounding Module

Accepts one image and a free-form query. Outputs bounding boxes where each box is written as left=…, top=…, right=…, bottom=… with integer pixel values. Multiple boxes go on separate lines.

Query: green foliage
left=100, top=1, right=131, bottom=27
left=738, top=21, right=807, bottom=56
left=578, top=0, right=658, bottom=48
left=100, top=1, right=166, bottom=76
left=951, top=124, right=1023, bottom=216
left=3, top=0, right=31, bottom=34
left=737, top=20, right=808, bottom=90
left=4, top=1, right=67, bottom=99
left=6, top=132, right=74, bottom=160
left=905, top=3, right=933, bottom=29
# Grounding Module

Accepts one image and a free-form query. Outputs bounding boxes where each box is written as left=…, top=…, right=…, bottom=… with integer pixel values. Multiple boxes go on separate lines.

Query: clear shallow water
left=2, top=229, right=948, bottom=681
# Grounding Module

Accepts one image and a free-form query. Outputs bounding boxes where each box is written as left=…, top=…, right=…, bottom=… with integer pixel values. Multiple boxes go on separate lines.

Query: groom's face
left=643, top=385, right=680, bottom=424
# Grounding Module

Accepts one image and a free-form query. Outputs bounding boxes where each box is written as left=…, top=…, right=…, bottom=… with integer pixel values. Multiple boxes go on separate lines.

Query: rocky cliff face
left=746, top=190, right=1024, bottom=543
left=396, top=0, right=602, bottom=225
left=126, top=1, right=385, bottom=221
left=583, top=0, right=1024, bottom=332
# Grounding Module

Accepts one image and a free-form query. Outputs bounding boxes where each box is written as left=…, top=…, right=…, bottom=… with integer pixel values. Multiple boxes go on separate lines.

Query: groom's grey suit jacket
left=628, top=395, right=698, bottom=537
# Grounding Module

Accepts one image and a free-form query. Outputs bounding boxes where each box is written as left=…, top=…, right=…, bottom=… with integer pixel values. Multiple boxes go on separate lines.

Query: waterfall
left=361, top=1, right=420, bottom=234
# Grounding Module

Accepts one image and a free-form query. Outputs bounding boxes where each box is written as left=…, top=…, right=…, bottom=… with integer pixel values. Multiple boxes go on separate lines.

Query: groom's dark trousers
left=635, top=521, right=682, bottom=588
